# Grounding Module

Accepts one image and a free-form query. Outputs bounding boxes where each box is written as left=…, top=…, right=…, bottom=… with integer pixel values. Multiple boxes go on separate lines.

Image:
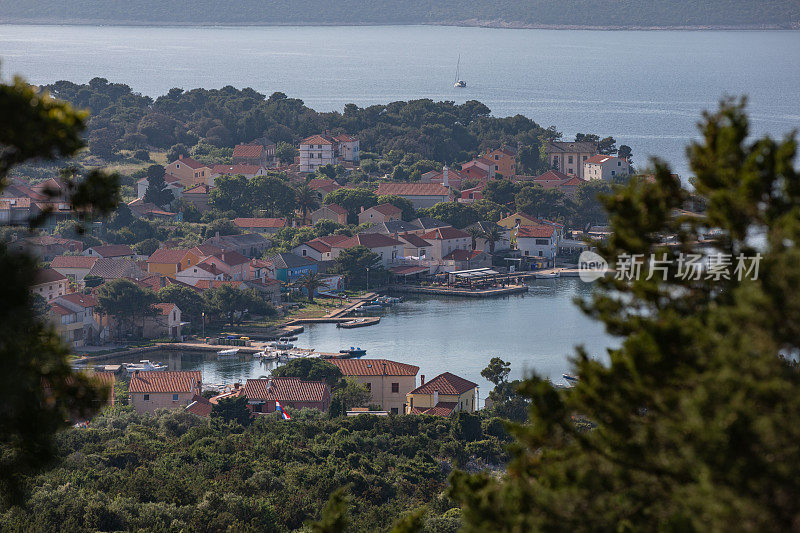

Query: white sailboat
left=454, top=55, right=466, bottom=88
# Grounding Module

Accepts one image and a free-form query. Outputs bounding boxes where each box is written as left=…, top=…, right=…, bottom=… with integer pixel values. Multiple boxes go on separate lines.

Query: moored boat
left=124, top=360, right=167, bottom=372
left=535, top=270, right=560, bottom=279
left=217, top=348, right=240, bottom=359
left=562, top=373, right=579, bottom=385
left=338, top=347, right=367, bottom=358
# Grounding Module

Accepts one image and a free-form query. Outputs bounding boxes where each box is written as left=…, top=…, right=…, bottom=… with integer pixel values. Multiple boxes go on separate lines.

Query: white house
left=292, top=235, right=349, bottom=262
left=136, top=174, right=184, bottom=201
left=330, top=233, right=405, bottom=268
left=419, top=227, right=471, bottom=262
left=175, top=262, right=226, bottom=286
left=299, top=134, right=337, bottom=173
left=333, top=133, right=359, bottom=163
left=545, top=141, right=599, bottom=180
left=516, top=225, right=558, bottom=262
left=584, top=154, right=631, bottom=181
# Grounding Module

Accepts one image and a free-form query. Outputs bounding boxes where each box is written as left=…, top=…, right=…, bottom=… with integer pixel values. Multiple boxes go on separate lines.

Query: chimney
left=360, top=206, right=365, bottom=213
left=209, top=280, right=213, bottom=289
left=420, top=374, right=425, bottom=385
left=433, top=390, right=439, bottom=406
left=179, top=154, right=183, bottom=160
left=234, top=382, right=241, bottom=390
left=267, top=378, right=273, bottom=392
left=442, top=165, right=449, bottom=188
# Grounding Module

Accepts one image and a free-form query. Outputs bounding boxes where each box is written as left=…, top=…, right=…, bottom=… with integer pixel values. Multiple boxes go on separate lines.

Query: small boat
left=269, top=340, right=294, bottom=350
left=124, top=360, right=167, bottom=372
left=453, top=54, right=467, bottom=88
left=360, top=304, right=383, bottom=311
left=535, top=271, right=560, bottom=279
left=217, top=348, right=240, bottom=359
left=338, top=347, right=367, bottom=358
left=562, top=373, right=579, bottom=386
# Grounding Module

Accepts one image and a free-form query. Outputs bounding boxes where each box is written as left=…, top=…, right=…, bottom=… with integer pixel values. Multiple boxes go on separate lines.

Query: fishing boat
left=453, top=54, right=467, bottom=88
left=217, top=348, right=240, bottom=359
left=338, top=347, right=367, bottom=358
left=124, top=360, right=167, bottom=372
left=337, top=318, right=377, bottom=329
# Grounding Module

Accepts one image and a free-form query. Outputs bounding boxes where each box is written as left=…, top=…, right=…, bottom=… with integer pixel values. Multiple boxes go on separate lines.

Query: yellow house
left=497, top=212, right=565, bottom=247
left=328, top=359, right=419, bottom=415
left=129, top=371, right=202, bottom=413
left=483, top=146, right=517, bottom=177
left=406, top=372, right=478, bottom=416
left=147, top=248, right=200, bottom=277
left=165, top=155, right=213, bottom=187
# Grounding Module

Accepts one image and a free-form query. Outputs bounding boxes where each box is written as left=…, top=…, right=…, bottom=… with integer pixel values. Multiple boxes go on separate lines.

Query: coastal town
left=6, top=126, right=648, bottom=420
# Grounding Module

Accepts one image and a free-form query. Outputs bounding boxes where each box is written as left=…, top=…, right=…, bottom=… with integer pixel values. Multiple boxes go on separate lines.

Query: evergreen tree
left=451, top=99, right=800, bottom=531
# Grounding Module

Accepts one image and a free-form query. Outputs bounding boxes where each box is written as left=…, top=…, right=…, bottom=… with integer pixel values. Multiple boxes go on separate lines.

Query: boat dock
left=390, top=284, right=528, bottom=297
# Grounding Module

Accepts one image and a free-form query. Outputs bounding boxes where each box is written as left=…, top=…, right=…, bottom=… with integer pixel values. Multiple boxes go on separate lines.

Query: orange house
left=483, top=147, right=517, bottom=177
left=146, top=248, right=200, bottom=277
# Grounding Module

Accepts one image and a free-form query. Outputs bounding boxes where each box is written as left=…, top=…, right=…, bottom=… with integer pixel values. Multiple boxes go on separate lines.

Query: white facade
left=516, top=229, right=558, bottom=260
left=423, top=236, right=471, bottom=262
left=337, top=138, right=360, bottom=163
left=175, top=265, right=225, bottom=286
left=299, top=140, right=336, bottom=172
left=584, top=155, right=631, bottom=181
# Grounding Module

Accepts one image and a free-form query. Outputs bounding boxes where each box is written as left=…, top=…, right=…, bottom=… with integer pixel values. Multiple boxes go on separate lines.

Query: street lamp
left=201, top=311, right=205, bottom=339
left=365, top=267, right=370, bottom=291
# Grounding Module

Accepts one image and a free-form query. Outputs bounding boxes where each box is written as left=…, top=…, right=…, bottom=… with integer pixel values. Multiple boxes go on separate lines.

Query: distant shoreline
left=1, top=20, right=798, bottom=31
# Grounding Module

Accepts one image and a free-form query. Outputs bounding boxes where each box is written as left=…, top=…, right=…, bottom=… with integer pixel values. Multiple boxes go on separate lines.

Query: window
left=583, top=155, right=588, bottom=161
left=172, top=393, right=179, bottom=401
left=538, top=250, right=543, bottom=257
left=524, top=250, right=529, bottom=256
left=568, top=168, right=573, bottom=174
left=612, top=171, right=616, bottom=176
left=494, top=154, right=499, bottom=160
left=568, top=156, right=573, bottom=164
left=143, top=394, right=150, bottom=401
left=302, top=249, right=307, bottom=256
left=392, top=383, right=399, bottom=393
left=391, top=407, right=399, bottom=414
left=365, top=383, right=372, bottom=391
left=535, top=238, right=549, bottom=245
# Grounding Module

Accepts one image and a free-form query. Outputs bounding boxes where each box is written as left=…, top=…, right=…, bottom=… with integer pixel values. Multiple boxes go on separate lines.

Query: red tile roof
left=148, top=248, right=190, bottom=265
left=194, top=262, right=225, bottom=276
left=189, top=243, right=225, bottom=257
left=585, top=154, right=616, bottom=164
left=443, top=249, right=484, bottom=261
left=301, top=134, right=335, bottom=146
left=89, top=244, right=134, bottom=258
left=173, top=156, right=205, bottom=169
left=215, top=251, right=250, bottom=267
left=243, top=377, right=329, bottom=403
left=153, top=303, right=178, bottom=316
left=411, top=402, right=458, bottom=416
left=58, top=292, right=98, bottom=308
left=308, top=179, right=341, bottom=193
left=212, top=164, right=263, bottom=175
left=535, top=170, right=572, bottom=182
left=50, top=303, right=73, bottom=316
left=368, top=203, right=402, bottom=216
left=51, top=255, right=98, bottom=269
left=420, top=227, right=470, bottom=240
left=321, top=203, right=348, bottom=215
left=333, top=133, right=357, bottom=142
left=130, top=371, right=201, bottom=393
left=398, top=233, right=431, bottom=248
left=516, top=225, right=556, bottom=239
left=333, top=233, right=404, bottom=250
left=328, top=359, right=419, bottom=377
left=409, top=372, right=477, bottom=395
left=233, top=144, right=264, bottom=158
left=185, top=394, right=213, bottom=417
left=34, top=268, right=67, bottom=284
left=375, top=183, right=451, bottom=197
left=183, top=183, right=213, bottom=195
left=234, top=217, right=286, bottom=229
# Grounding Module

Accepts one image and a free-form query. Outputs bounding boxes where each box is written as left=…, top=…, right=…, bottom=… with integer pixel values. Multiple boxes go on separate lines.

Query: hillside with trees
left=2, top=0, right=798, bottom=28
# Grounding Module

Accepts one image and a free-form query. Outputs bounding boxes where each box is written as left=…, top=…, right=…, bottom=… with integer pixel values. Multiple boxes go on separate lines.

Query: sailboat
left=453, top=55, right=467, bottom=88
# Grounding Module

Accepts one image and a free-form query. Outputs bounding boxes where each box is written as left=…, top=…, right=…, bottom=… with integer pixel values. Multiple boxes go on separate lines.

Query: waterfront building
left=129, top=370, right=202, bottom=413
left=419, top=227, right=471, bottom=262
left=406, top=372, right=478, bottom=416
left=464, top=221, right=511, bottom=253
left=49, top=292, right=102, bottom=348
left=327, top=359, right=419, bottom=415
left=330, top=233, right=405, bottom=268
left=266, top=252, right=318, bottom=282
left=515, top=225, right=558, bottom=264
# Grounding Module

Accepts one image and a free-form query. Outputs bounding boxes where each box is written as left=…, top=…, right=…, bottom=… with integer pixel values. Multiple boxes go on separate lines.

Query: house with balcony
left=584, top=154, right=631, bottom=181
left=330, top=233, right=405, bottom=268
left=165, top=155, right=213, bottom=187
left=50, top=292, right=102, bottom=348
left=515, top=225, right=558, bottom=265
left=419, top=227, right=471, bottom=262
left=32, top=268, right=68, bottom=302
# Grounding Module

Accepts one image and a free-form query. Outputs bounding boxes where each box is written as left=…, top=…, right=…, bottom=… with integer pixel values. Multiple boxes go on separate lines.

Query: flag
left=275, top=400, right=291, bottom=420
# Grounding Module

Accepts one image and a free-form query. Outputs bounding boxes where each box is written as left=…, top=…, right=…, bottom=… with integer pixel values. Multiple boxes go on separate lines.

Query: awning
left=389, top=265, right=429, bottom=276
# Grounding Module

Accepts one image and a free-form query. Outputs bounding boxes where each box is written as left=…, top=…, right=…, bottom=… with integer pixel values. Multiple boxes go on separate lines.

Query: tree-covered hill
left=1, top=0, right=798, bottom=28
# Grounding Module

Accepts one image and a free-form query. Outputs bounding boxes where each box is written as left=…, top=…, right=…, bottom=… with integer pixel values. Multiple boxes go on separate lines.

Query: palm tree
left=482, top=225, right=507, bottom=255
left=296, top=271, right=326, bottom=303
left=466, top=226, right=484, bottom=251
left=295, top=184, right=320, bottom=226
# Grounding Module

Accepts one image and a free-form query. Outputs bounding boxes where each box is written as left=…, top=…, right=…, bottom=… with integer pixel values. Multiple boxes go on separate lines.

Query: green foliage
left=417, top=202, right=480, bottom=229
left=452, top=100, right=800, bottom=530
left=210, top=396, right=252, bottom=426
left=309, top=487, right=351, bottom=533
left=96, top=279, right=158, bottom=339
left=0, top=75, right=116, bottom=505
left=142, top=164, right=174, bottom=207
left=482, top=178, right=519, bottom=206
left=330, top=246, right=384, bottom=288
left=205, top=285, right=273, bottom=326
left=0, top=408, right=508, bottom=531
left=209, top=173, right=296, bottom=218
left=275, top=140, right=297, bottom=164
left=514, top=185, right=570, bottom=221
left=323, top=188, right=378, bottom=222
left=572, top=179, right=613, bottom=228
left=157, top=284, right=206, bottom=331
left=271, top=359, right=343, bottom=390
left=133, top=237, right=159, bottom=256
